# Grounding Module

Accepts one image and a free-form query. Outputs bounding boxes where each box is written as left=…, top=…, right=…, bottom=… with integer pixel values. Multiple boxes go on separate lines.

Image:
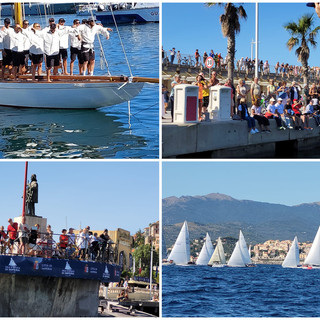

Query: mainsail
left=282, top=236, right=300, bottom=268
left=167, top=221, right=190, bottom=265
left=208, top=237, right=226, bottom=266
left=196, top=233, right=214, bottom=265
left=304, top=226, right=320, bottom=266
left=227, top=241, right=246, bottom=267
left=239, top=230, right=252, bottom=265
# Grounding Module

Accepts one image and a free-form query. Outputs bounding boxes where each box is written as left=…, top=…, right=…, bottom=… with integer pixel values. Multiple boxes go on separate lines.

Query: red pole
left=22, top=161, right=28, bottom=217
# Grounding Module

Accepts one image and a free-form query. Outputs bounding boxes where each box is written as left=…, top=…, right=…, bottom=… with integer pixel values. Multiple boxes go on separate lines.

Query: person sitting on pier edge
left=275, top=98, right=288, bottom=129
left=76, top=17, right=111, bottom=76
left=7, top=218, right=18, bottom=254
left=18, top=216, right=30, bottom=255
left=0, top=226, right=8, bottom=254
left=265, top=98, right=283, bottom=129
left=292, top=99, right=304, bottom=130
left=251, top=99, right=271, bottom=133
left=238, top=97, right=258, bottom=134
left=302, top=100, right=316, bottom=130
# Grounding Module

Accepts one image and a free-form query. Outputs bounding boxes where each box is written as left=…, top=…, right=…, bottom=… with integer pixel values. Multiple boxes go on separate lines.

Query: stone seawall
left=0, top=274, right=99, bottom=317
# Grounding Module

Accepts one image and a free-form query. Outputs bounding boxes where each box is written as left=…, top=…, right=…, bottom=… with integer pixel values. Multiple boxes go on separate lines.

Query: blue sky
left=162, top=3, right=320, bottom=68
left=0, top=161, right=159, bottom=234
left=163, top=161, right=320, bottom=206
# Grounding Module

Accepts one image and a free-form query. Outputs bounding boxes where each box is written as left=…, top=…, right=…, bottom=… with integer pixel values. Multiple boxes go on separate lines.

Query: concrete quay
left=162, top=118, right=320, bottom=158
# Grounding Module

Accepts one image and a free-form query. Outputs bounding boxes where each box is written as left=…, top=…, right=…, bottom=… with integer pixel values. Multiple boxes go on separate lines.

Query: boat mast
left=22, top=161, right=28, bottom=218
left=14, top=3, right=23, bottom=26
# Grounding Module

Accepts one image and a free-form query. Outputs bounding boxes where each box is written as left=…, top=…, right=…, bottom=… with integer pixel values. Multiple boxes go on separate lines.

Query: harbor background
left=0, top=13, right=159, bottom=159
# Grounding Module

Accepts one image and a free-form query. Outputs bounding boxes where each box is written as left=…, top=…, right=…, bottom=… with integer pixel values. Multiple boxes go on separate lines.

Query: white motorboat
left=196, top=233, right=214, bottom=265
left=167, top=221, right=190, bottom=265
left=208, top=237, right=226, bottom=267
left=282, top=236, right=300, bottom=268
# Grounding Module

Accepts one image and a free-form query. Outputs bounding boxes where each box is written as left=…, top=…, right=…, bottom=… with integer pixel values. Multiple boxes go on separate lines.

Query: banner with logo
left=0, top=255, right=121, bottom=282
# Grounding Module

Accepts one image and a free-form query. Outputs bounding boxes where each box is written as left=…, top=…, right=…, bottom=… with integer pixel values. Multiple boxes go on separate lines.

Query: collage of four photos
left=0, top=0, right=320, bottom=318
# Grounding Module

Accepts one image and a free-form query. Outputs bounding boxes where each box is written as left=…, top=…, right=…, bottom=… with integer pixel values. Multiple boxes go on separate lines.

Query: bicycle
left=181, top=56, right=195, bottom=67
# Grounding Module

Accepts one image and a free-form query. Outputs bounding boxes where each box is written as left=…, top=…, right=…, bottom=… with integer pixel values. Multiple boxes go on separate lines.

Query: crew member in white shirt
left=69, top=19, right=82, bottom=75
left=57, top=18, right=70, bottom=75
left=22, top=19, right=31, bottom=72
left=1, top=18, right=14, bottom=80
left=76, top=17, right=111, bottom=75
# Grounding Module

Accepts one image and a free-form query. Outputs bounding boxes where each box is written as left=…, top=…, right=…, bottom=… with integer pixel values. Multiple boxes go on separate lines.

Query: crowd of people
left=163, top=71, right=320, bottom=133
left=163, top=48, right=320, bottom=80
left=0, top=16, right=111, bottom=82
left=0, top=219, right=115, bottom=262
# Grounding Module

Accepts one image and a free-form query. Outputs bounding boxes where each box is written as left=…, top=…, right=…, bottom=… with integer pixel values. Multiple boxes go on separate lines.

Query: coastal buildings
left=144, top=221, right=160, bottom=250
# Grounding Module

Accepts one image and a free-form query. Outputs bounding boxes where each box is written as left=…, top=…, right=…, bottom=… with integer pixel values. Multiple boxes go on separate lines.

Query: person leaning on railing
left=0, top=226, right=8, bottom=254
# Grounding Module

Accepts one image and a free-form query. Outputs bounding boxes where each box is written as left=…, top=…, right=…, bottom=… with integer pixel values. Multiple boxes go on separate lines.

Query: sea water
left=163, top=264, right=320, bottom=317
left=0, top=14, right=159, bottom=159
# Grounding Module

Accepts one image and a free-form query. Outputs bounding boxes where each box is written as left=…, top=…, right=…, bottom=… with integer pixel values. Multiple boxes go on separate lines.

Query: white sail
left=208, top=237, right=226, bottom=266
left=196, top=233, right=214, bottom=265
left=304, top=226, right=320, bottom=266
left=239, top=230, right=251, bottom=265
left=282, top=236, right=300, bottom=268
left=167, top=221, right=190, bottom=265
left=227, top=241, right=246, bottom=267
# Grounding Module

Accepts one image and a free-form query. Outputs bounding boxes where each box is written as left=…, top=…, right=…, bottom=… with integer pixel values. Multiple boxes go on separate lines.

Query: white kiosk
left=207, top=85, right=232, bottom=121
left=173, top=84, right=199, bottom=124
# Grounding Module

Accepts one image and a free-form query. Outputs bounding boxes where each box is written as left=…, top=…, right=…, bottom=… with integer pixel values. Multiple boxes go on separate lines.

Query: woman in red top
left=292, top=99, right=304, bottom=130
left=59, top=229, right=69, bottom=257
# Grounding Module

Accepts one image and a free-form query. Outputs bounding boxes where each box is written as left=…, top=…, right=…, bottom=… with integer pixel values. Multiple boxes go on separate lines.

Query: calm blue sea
left=0, top=14, right=159, bottom=159
left=163, top=264, right=320, bottom=317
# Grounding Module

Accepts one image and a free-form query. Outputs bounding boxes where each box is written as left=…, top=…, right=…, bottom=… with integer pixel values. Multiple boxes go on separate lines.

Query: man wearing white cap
left=265, top=98, right=283, bottom=129
left=276, top=97, right=292, bottom=129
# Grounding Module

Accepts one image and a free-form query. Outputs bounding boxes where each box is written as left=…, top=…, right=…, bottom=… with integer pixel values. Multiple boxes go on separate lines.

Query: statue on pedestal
left=26, top=174, right=38, bottom=216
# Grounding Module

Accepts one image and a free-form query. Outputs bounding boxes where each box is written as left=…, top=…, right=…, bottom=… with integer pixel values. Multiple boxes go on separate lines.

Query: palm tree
left=284, top=14, right=320, bottom=86
left=208, top=3, right=247, bottom=84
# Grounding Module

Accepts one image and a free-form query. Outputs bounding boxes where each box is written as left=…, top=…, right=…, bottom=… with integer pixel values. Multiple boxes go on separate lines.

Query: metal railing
left=0, top=230, right=117, bottom=263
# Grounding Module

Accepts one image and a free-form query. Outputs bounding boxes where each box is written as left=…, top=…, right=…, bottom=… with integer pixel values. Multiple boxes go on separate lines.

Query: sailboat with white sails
left=303, top=226, right=320, bottom=269
left=196, top=233, right=214, bottom=265
left=208, top=237, right=226, bottom=267
left=227, top=230, right=254, bottom=267
left=282, top=236, right=300, bottom=268
left=0, top=3, right=157, bottom=109
left=167, top=221, right=191, bottom=265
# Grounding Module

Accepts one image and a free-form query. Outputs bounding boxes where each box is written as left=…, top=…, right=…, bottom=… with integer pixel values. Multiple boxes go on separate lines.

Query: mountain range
left=163, top=193, right=320, bottom=250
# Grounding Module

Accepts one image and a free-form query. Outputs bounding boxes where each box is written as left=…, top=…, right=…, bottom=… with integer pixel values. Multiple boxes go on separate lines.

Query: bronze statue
left=26, top=174, right=38, bottom=216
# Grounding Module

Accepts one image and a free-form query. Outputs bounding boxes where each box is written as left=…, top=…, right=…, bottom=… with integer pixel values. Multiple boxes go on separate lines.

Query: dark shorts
left=203, top=96, right=209, bottom=108
left=3, top=48, right=13, bottom=66
left=81, top=45, right=95, bottom=62
left=20, top=237, right=28, bottom=244
left=9, top=238, right=15, bottom=245
left=30, top=53, right=43, bottom=65
left=59, top=48, right=68, bottom=60
left=12, top=51, right=25, bottom=67
left=23, top=50, right=29, bottom=65
left=46, top=54, right=60, bottom=68
left=70, top=46, right=81, bottom=62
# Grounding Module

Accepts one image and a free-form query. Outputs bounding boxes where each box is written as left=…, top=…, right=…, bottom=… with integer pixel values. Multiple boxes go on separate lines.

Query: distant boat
left=95, top=3, right=159, bottom=25
left=167, top=221, right=190, bottom=265
left=196, top=233, right=214, bottom=265
left=282, top=236, right=300, bottom=268
left=228, top=230, right=254, bottom=267
left=208, top=237, right=226, bottom=267
left=303, top=226, right=320, bottom=269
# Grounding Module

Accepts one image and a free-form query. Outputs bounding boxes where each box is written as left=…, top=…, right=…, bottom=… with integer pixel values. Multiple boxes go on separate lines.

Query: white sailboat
left=196, top=233, right=214, bottom=265
left=208, top=237, right=226, bottom=267
left=0, top=3, right=157, bottom=109
left=227, top=241, right=246, bottom=267
left=167, top=221, right=190, bottom=265
left=303, top=226, right=320, bottom=269
left=228, top=230, right=253, bottom=267
left=282, top=236, right=300, bottom=268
